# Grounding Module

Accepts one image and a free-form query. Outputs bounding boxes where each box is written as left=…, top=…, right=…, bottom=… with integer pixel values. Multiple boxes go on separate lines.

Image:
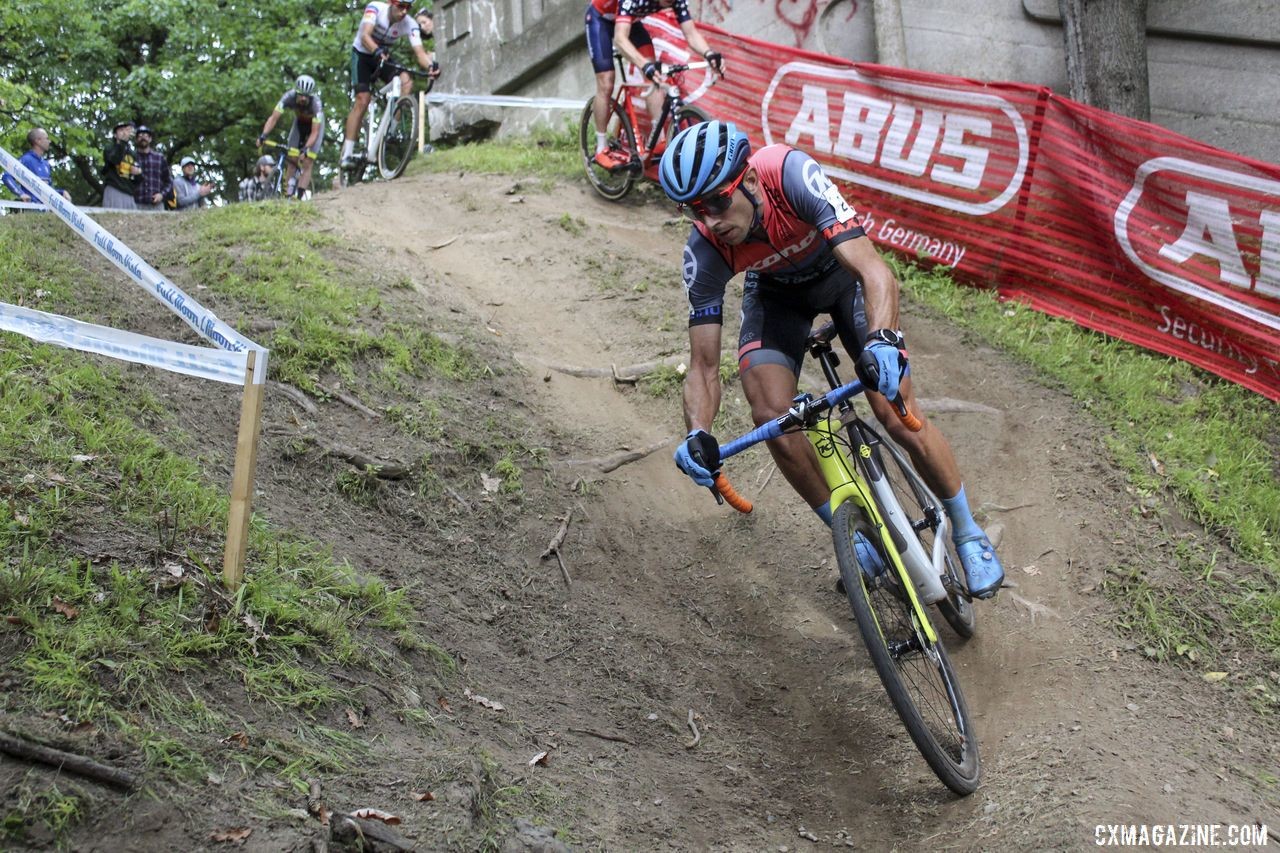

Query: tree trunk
left=1058, top=0, right=1151, bottom=120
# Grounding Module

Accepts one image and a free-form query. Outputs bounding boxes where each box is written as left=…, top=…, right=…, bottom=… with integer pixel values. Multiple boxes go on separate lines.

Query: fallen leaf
left=410, top=791, right=435, bottom=801
left=463, top=687, right=505, bottom=712
left=209, top=827, right=252, bottom=844
left=6, top=615, right=24, bottom=625
left=70, top=454, right=97, bottom=463
left=1021, top=564, right=1040, bottom=576
left=480, top=473, right=501, bottom=493
left=1203, top=671, right=1229, bottom=682
left=51, top=597, right=79, bottom=620
left=345, top=707, right=365, bottom=729
left=163, top=562, right=184, bottom=578
left=1147, top=452, right=1165, bottom=475
left=220, top=731, right=250, bottom=748
left=351, top=807, right=401, bottom=825
left=436, top=696, right=453, bottom=714
left=528, top=749, right=550, bottom=767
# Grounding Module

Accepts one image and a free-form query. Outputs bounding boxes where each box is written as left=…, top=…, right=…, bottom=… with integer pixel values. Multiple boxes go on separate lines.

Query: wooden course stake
left=223, top=350, right=267, bottom=590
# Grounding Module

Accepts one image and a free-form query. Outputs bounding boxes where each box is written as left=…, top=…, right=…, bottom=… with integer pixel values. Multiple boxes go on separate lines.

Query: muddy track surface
left=16, top=170, right=1277, bottom=852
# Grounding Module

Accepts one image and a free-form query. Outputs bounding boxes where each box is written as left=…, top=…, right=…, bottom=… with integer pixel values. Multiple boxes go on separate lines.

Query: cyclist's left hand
left=256, top=133, right=266, bottom=148
left=428, top=60, right=441, bottom=79
left=704, top=51, right=725, bottom=76
left=860, top=340, right=908, bottom=400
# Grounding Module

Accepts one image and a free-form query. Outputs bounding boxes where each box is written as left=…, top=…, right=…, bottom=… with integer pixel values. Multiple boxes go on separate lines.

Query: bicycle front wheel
left=378, top=95, right=418, bottom=180
left=870, top=427, right=976, bottom=639
left=672, top=104, right=709, bottom=134
left=579, top=96, right=636, bottom=201
left=833, top=501, right=980, bottom=795
left=338, top=158, right=367, bottom=189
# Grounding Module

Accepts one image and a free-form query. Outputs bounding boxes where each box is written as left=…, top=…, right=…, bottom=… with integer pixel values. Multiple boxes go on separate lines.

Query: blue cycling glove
left=856, top=330, right=908, bottom=401
left=674, top=429, right=720, bottom=487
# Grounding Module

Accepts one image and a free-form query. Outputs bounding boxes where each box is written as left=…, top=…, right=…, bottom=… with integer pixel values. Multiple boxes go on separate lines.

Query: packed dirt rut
left=310, top=169, right=1278, bottom=850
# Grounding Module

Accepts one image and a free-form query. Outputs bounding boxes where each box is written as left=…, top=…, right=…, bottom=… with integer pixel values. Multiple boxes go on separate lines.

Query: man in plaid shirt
left=132, top=125, right=173, bottom=210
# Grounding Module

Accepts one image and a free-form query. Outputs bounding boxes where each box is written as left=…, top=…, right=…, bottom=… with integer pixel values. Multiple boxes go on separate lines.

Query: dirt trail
left=313, top=171, right=1276, bottom=849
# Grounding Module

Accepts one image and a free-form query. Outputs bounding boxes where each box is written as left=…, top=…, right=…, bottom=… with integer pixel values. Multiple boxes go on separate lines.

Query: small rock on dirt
left=501, top=817, right=571, bottom=853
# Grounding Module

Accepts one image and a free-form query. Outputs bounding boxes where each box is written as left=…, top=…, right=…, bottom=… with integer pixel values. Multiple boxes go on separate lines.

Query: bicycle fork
left=809, top=415, right=939, bottom=645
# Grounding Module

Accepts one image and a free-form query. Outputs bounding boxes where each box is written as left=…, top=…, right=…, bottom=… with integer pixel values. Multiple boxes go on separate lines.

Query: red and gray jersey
left=617, top=0, right=692, bottom=25
left=352, top=2, right=423, bottom=53
left=683, top=145, right=866, bottom=325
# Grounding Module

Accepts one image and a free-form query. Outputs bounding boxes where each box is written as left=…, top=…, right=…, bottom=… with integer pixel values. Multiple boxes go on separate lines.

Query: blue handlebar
left=719, top=377, right=866, bottom=462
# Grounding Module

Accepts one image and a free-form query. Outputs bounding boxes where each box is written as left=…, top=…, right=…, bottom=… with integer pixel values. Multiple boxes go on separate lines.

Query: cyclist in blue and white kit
left=661, top=121, right=1005, bottom=599
left=341, top=0, right=440, bottom=169
left=257, top=75, right=324, bottom=198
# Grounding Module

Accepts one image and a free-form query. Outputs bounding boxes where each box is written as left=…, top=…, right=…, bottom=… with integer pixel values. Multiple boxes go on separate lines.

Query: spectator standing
left=2, top=127, right=72, bottom=203
left=102, top=120, right=141, bottom=209
left=132, top=125, right=172, bottom=210
left=238, top=155, right=278, bottom=202
left=174, top=156, right=214, bottom=210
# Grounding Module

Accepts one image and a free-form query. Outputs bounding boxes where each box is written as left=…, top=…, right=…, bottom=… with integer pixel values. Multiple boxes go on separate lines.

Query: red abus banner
left=643, top=17, right=1280, bottom=399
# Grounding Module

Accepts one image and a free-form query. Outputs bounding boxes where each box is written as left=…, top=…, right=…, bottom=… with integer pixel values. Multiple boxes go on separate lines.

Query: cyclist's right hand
left=674, top=429, right=720, bottom=487
left=704, top=51, right=725, bottom=76
left=642, top=61, right=662, bottom=82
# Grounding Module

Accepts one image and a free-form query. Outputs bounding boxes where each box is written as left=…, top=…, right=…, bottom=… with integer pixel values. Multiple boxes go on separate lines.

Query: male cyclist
left=585, top=0, right=723, bottom=170
left=341, top=0, right=440, bottom=169
left=659, top=121, right=1005, bottom=600
left=258, top=75, right=324, bottom=198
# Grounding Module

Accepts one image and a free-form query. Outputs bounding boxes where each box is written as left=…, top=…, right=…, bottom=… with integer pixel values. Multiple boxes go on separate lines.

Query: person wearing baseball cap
left=101, top=119, right=140, bottom=209
left=174, top=155, right=214, bottom=210
left=131, top=125, right=172, bottom=210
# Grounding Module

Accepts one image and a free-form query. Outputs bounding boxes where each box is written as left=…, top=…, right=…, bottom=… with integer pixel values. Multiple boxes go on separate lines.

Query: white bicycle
left=339, top=60, right=433, bottom=188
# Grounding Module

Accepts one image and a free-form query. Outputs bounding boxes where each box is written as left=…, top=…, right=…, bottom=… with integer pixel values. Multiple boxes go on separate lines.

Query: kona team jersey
left=682, top=145, right=866, bottom=325
left=352, top=2, right=423, bottom=53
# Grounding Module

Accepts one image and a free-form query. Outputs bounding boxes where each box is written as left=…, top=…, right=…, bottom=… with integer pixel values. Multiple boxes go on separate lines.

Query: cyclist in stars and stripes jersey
left=584, top=0, right=724, bottom=170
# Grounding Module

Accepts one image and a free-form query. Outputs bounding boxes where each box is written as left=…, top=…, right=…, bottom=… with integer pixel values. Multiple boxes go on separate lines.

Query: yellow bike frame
left=807, top=414, right=939, bottom=644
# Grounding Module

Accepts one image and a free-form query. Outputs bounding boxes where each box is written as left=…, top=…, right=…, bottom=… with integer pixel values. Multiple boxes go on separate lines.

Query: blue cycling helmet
left=659, top=120, right=751, bottom=203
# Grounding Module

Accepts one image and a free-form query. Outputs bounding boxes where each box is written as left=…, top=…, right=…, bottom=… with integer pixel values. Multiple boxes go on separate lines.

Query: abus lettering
left=761, top=62, right=1028, bottom=217
left=1115, top=157, right=1280, bottom=332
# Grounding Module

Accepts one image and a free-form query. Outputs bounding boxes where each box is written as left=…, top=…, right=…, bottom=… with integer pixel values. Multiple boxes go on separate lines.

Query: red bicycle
left=579, top=52, right=719, bottom=201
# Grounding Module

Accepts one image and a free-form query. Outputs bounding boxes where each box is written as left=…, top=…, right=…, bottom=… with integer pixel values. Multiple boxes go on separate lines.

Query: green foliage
left=0, top=0, right=430, bottom=200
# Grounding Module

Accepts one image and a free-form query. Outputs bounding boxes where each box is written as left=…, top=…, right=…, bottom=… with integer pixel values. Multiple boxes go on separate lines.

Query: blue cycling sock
left=814, top=500, right=833, bottom=527
left=941, top=484, right=984, bottom=543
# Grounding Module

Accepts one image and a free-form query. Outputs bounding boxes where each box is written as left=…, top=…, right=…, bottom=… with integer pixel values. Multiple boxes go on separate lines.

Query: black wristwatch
left=867, top=328, right=906, bottom=349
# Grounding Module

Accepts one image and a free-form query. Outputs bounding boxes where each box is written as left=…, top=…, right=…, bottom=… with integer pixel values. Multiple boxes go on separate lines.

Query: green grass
left=894, top=259, right=1279, bottom=674
left=0, top=216, right=460, bottom=845
left=414, top=123, right=581, bottom=183
left=181, top=203, right=481, bottom=393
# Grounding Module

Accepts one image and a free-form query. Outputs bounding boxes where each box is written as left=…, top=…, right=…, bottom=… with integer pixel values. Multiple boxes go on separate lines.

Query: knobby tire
left=868, top=426, right=976, bottom=639
left=378, top=95, right=418, bottom=180
left=832, top=501, right=981, bottom=795
left=580, top=96, right=637, bottom=201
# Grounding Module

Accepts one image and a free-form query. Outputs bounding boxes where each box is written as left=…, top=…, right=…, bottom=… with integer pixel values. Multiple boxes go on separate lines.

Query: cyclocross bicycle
left=710, top=322, right=980, bottom=795
left=259, top=139, right=314, bottom=200
left=579, top=53, right=719, bottom=201
left=339, top=59, right=434, bottom=188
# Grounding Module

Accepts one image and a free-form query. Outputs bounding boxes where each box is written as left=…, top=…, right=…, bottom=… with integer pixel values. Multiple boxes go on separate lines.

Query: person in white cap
left=173, top=156, right=213, bottom=210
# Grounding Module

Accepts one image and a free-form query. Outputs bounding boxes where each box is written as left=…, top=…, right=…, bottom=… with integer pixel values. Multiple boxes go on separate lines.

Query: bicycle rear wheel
left=869, top=427, right=976, bottom=639
left=378, top=95, right=418, bottom=179
left=579, top=96, right=637, bottom=201
left=833, top=501, right=980, bottom=795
